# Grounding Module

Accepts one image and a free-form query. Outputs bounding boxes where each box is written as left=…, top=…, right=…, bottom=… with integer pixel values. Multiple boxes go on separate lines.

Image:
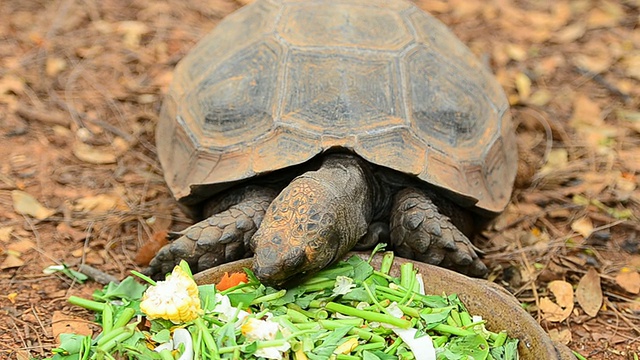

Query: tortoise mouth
left=253, top=264, right=304, bottom=286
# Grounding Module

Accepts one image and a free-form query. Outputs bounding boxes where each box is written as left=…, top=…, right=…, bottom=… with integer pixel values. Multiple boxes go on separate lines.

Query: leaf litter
left=0, top=0, right=639, bottom=359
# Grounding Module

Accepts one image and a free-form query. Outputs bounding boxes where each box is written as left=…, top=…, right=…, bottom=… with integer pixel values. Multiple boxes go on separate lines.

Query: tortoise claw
left=390, top=188, right=488, bottom=278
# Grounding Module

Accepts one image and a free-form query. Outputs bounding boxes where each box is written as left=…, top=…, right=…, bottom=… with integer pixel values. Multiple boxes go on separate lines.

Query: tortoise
left=147, top=0, right=518, bottom=285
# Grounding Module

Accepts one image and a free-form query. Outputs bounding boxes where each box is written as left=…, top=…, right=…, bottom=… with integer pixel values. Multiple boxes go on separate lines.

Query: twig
left=15, top=104, right=70, bottom=127
left=515, top=233, right=542, bottom=320
left=84, top=117, right=137, bottom=143
left=78, top=264, right=120, bottom=285
left=575, top=66, right=632, bottom=103
left=605, top=299, right=640, bottom=335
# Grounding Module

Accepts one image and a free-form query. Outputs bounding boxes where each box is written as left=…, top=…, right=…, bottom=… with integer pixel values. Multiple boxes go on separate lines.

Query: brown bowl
left=194, top=252, right=576, bottom=360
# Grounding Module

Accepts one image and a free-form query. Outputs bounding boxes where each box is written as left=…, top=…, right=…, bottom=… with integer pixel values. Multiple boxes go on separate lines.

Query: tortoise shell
left=157, top=0, right=517, bottom=214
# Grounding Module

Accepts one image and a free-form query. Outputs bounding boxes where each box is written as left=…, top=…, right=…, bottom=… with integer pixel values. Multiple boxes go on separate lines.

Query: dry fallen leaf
left=621, top=299, right=640, bottom=313
left=11, top=190, right=56, bottom=220
left=574, top=53, right=612, bottom=74
left=587, top=3, right=624, bottom=29
left=515, top=72, right=532, bottom=102
left=575, top=268, right=602, bottom=317
left=56, top=223, right=87, bottom=242
left=73, top=193, right=129, bottom=213
left=615, top=269, right=640, bottom=294
left=0, top=74, right=25, bottom=98
left=505, top=43, right=527, bottom=61
left=548, top=328, right=572, bottom=345
left=621, top=53, right=640, bottom=81
left=70, top=248, right=84, bottom=258
left=528, top=89, right=552, bottom=107
left=45, top=57, right=67, bottom=77
left=72, top=142, right=117, bottom=164
left=552, top=22, right=586, bottom=44
left=571, top=217, right=594, bottom=238
left=135, top=230, right=169, bottom=266
left=8, top=292, right=18, bottom=304
left=0, top=226, right=13, bottom=242
left=570, top=95, right=603, bottom=128
left=1, top=254, right=25, bottom=269
left=540, top=280, right=574, bottom=322
left=539, top=148, right=568, bottom=176
left=85, top=251, right=106, bottom=265
left=14, top=350, right=30, bottom=360
left=7, top=239, right=36, bottom=253
left=52, top=311, right=93, bottom=344
left=618, top=149, right=640, bottom=173
left=117, top=21, right=149, bottom=48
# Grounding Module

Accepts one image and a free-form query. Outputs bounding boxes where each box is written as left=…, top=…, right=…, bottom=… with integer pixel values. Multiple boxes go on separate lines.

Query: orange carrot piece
left=216, top=272, right=249, bottom=291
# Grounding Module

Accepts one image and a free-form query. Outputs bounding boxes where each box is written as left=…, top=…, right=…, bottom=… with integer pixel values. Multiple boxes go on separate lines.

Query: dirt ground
left=0, top=0, right=639, bottom=359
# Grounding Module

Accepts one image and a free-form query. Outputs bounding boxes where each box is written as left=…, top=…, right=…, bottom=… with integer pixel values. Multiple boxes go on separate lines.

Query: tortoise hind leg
left=389, top=187, right=487, bottom=277
left=145, top=186, right=277, bottom=279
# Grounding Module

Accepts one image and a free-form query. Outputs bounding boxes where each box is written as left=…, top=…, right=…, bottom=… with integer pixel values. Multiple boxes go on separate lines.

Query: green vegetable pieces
left=46, top=253, right=520, bottom=360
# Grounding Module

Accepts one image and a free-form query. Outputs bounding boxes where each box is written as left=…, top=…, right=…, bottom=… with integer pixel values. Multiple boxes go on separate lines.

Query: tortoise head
left=250, top=180, right=348, bottom=285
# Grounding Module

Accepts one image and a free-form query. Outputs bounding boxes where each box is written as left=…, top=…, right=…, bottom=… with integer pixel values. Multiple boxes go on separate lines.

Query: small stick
left=575, top=66, right=632, bottom=103
left=78, top=264, right=120, bottom=285
left=15, top=104, right=70, bottom=126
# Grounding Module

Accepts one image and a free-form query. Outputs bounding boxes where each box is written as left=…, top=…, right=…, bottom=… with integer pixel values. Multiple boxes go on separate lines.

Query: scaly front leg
left=145, top=186, right=277, bottom=279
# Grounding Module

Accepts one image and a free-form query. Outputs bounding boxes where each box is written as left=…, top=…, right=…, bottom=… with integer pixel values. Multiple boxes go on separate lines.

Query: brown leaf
left=0, top=74, right=25, bottom=97
left=619, top=149, right=640, bottom=173
left=552, top=22, right=586, bottom=44
left=73, top=194, right=129, bottom=213
left=56, top=223, right=87, bottom=242
left=85, top=251, right=105, bottom=265
left=587, top=3, right=624, bottom=29
left=528, top=89, right=552, bottom=107
left=620, top=299, right=640, bottom=313
left=505, top=44, right=527, bottom=62
left=574, top=53, right=612, bottom=74
left=615, top=269, right=640, bottom=294
left=571, top=217, right=594, bottom=238
left=514, top=72, right=532, bottom=102
left=51, top=311, right=93, bottom=344
left=621, top=53, right=640, bottom=81
left=11, top=190, right=56, bottom=220
left=548, top=328, right=572, bottom=345
left=15, top=350, right=30, bottom=360
left=540, top=280, right=574, bottom=322
left=7, top=239, right=35, bottom=253
left=570, top=95, right=603, bottom=127
left=71, top=248, right=84, bottom=258
left=117, top=21, right=149, bottom=48
left=45, top=57, right=66, bottom=77
left=72, top=142, right=117, bottom=164
left=1, top=254, right=25, bottom=269
left=135, top=230, right=169, bottom=266
left=575, top=268, right=602, bottom=317
left=0, top=226, right=13, bottom=242
left=539, top=148, right=568, bottom=176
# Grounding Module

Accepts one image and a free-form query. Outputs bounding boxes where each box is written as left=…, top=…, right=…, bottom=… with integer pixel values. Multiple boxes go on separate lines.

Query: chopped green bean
left=380, top=251, right=394, bottom=275
left=326, top=302, right=411, bottom=329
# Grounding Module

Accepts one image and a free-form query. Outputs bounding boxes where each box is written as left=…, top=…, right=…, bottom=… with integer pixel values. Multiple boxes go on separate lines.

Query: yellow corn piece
left=334, top=337, right=359, bottom=355
left=140, top=266, right=202, bottom=323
